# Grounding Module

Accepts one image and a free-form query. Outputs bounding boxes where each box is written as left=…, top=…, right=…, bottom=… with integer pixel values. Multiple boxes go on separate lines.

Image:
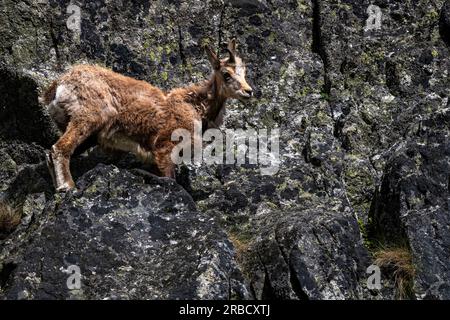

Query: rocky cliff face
left=0, top=0, right=449, bottom=300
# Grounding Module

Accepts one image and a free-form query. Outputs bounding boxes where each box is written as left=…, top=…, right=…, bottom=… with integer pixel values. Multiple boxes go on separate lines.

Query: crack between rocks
left=311, top=0, right=331, bottom=95
left=340, top=175, right=361, bottom=223
left=49, top=18, right=61, bottom=70
left=274, top=229, right=309, bottom=300
left=0, top=262, right=17, bottom=290
left=195, top=248, right=204, bottom=272
left=255, top=250, right=276, bottom=299
left=217, top=2, right=227, bottom=56
left=321, top=222, right=357, bottom=273
left=177, top=24, right=187, bottom=74
left=227, top=275, right=232, bottom=300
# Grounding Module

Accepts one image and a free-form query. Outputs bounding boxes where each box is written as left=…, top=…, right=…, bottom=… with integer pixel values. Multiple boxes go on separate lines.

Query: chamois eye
left=222, top=72, right=231, bottom=81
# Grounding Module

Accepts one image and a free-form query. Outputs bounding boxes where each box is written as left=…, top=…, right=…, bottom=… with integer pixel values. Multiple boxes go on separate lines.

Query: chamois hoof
left=56, top=182, right=75, bottom=193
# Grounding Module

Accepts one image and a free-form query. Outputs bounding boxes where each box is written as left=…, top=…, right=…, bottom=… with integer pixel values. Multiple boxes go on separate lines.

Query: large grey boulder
left=0, top=165, right=250, bottom=299
left=370, top=109, right=450, bottom=299
left=245, top=204, right=371, bottom=300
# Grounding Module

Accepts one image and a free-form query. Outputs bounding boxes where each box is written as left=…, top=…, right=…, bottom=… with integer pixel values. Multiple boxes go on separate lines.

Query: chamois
left=43, top=39, right=253, bottom=192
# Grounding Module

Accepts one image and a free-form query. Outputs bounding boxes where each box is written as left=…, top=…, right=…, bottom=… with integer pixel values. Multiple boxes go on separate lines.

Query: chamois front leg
left=154, top=142, right=176, bottom=179
left=48, top=121, right=98, bottom=192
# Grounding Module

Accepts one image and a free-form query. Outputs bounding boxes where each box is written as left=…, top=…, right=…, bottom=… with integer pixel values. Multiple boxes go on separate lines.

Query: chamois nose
left=244, top=88, right=253, bottom=96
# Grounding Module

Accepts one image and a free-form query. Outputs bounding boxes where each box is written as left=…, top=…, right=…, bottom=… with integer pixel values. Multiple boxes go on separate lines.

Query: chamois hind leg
left=154, top=142, right=176, bottom=179
left=48, top=120, right=99, bottom=192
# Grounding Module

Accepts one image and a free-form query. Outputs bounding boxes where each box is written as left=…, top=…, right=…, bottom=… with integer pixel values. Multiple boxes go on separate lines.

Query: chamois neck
left=179, top=76, right=227, bottom=129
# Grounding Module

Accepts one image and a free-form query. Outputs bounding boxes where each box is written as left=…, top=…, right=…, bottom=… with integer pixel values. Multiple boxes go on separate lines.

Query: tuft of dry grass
left=375, top=247, right=415, bottom=299
left=228, top=233, right=251, bottom=263
left=0, top=201, right=22, bottom=234
left=227, top=232, right=257, bottom=282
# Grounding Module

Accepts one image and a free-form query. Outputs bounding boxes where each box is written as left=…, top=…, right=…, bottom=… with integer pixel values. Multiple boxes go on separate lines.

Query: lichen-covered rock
left=0, top=64, right=59, bottom=147
left=0, top=165, right=250, bottom=299
left=0, top=0, right=449, bottom=299
left=0, top=141, right=52, bottom=203
left=370, top=109, right=450, bottom=299
left=243, top=203, right=371, bottom=299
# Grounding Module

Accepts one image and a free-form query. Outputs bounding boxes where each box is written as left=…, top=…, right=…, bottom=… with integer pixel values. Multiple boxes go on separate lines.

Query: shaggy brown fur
left=43, top=39, right=253, bottom=192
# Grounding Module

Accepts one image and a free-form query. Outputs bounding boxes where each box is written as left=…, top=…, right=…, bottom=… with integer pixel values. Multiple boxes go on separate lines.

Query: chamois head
left=205, top=39, right=253, bottom=102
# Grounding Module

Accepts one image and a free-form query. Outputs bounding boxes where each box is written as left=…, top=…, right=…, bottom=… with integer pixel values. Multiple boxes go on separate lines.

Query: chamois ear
left=227, top=38, right=237, bottom=54
left=226, top=38, right=237, bottom=64
left=205, top=45, right=220, bottom=70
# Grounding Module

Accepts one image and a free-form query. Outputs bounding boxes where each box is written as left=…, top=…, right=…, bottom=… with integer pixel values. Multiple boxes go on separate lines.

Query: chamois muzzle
left=239, top=88, right=253, bottom=100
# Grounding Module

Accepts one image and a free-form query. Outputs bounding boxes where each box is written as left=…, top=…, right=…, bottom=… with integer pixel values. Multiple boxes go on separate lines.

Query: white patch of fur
left=47, top=85, right=79, bottom=128
left=55, top=85, right=66, bottom=101
left=98, top=130, right=154, bottom=164
left=55, top=85, right=79, bottom=109
left=235, top=60, right=245, bottom=77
